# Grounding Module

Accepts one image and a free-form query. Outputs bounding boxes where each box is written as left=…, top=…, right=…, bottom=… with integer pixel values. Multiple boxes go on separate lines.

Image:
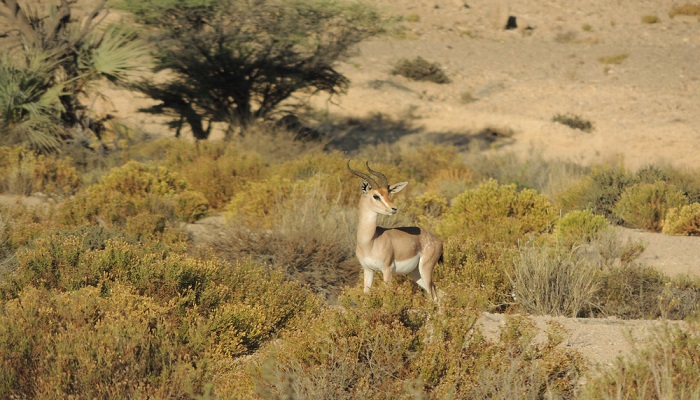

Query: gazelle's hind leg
left=410, top=259, right=438, bottom=302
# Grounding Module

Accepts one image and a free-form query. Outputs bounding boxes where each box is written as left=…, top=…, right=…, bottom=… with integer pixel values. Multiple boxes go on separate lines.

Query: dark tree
left=123, top=0, right=383, bottom=139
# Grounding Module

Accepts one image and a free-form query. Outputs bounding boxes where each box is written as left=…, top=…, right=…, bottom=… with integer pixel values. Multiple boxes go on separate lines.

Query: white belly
left=360, top=253, right=421, bottom=275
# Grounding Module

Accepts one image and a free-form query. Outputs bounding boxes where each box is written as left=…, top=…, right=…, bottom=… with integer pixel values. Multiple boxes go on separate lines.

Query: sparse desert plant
left=554, top=209, right=611, bottom=248
left=391, top=56, right=451, bottom=84
left=613, top=181, right=687, bottom=231
left=460, top=91, right=478, bottom=103
left=511, top=245, right=600, bottom=317
left=583, top=323, right=700, bottom=399
left=552, top=113, right=594, bottom=132
left=669, top=3, right=700, bottom=18
left=598, top=53, right=629, bottom=64
left=405, top=13, right=421, bottom=23
left=642, top=14, right=661, bottom=24
left=663, top=203, right=700, bottom=235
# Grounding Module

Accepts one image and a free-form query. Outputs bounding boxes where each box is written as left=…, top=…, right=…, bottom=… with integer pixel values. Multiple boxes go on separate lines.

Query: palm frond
left=87, top=24, right=152, bottom=85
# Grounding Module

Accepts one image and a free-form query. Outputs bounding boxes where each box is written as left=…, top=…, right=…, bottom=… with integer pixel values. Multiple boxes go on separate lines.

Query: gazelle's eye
left=373, top=194, right=380, bottom=200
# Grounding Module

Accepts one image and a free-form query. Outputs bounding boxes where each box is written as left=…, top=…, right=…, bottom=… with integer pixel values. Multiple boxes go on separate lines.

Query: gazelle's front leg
left=363, top=268, right=374, bottom=293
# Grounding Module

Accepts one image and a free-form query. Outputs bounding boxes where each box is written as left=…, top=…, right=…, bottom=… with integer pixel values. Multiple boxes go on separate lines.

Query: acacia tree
left=123, top=0, right=383, bottom=139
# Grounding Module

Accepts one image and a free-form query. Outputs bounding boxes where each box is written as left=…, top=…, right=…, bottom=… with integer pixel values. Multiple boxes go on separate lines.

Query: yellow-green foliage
left=227, top=285, right=585, bottom=399
left=224, top=152, right=355, bottom=228
left=0, top=284, right=208, bottom=399
left=556, top=166, right=634, bottom=223
left=0, top=222, right=321, bottom=398
left=60, top=161, right=209, bottom=235
left=613, top=181, right=687, bottom=231
left=439, top=179, right=556, bottom=245
left=663, top=203, right=700, bottom=235
left=0, top=146, right=80, bottom=196
left=132, top=138, right=266, bottom=209
left=436, top=180, right=555, bottom=308
left=554, top=209, right=611, bottom=248
left=583, top=323, right=700, bottom=399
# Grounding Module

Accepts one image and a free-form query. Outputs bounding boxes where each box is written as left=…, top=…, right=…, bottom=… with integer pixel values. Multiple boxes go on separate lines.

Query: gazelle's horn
left=347, top=160, right=379, bottom=188
left=366, top=162, right=389, bottom=188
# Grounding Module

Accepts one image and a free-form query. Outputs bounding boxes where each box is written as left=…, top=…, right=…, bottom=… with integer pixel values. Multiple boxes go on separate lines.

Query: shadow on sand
left=321, top=112, right=514, bottom=153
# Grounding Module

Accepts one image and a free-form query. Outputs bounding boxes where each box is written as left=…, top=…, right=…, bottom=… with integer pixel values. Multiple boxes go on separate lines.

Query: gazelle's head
left=347, top=160, right=408, bottom=216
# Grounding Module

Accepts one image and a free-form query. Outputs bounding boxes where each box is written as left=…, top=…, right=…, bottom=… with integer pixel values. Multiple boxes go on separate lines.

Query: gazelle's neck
left=356, top=197, right=379, bottom=248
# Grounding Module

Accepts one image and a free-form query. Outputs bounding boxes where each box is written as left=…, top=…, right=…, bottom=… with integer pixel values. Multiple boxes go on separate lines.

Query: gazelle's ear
left=389, top=181, right=408, bottom=194
left=361, top=180, right=371, bottom=193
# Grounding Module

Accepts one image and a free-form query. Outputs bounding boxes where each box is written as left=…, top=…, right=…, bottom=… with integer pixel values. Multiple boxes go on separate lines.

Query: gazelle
left=347, top=160, right=442, bottom=301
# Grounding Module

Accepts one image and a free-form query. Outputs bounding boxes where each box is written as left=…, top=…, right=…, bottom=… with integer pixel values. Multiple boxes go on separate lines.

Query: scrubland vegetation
left=2, top=138, right=700, bottom=398
left=2, top=0, right=700, bottom=398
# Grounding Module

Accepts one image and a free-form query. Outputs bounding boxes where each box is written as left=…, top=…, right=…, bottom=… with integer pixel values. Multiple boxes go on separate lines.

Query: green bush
left=663, top=203, right=700, bottom=235
left=59, top=161, right=209, bottom=236
left=556, top=166, right=635, bottom=223
left=552, top=113, right=594, bottom=132
left=613, top=181, right=687, bottom=231
left=554, top=209, right=611, bottom=248
left=391, top=56, right=451, bottom=84
left=439, top=179, right=556, bottom=245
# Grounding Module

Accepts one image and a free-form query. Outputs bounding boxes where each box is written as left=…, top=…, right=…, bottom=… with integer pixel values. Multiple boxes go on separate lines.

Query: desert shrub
left=554, top=209, right=611, bottom=248
left=552, top=113, right=594, bottom=132
left=464, top=150, right=588, bottom=198
left=436, top=181, right=556, bottom=309
left=669, top=3, right=700, bottom=18
left=613, top=181, right=687, bottom=231
left=0, top=146, right=80, bottom=196
left=510, top=245, right=600, bottom=317
left=663, top=203, right=700, bottom=235
left=594, top=262, right=700, bottom=320
left=391, top=56, right=450, bottom=84
left=634, top=164, right=700, bottom=204
left=583, top=323, right=700, bottom=399
left=439, top=179, right=556, bottom=245
left=598, top=53, right=629, bottom=65
left=642, top=15, right=661, bottom=23
left=438, top=238, right=519, bottom=311
left=228, top=285, right=584, bottom=399
left=59, top=161, right=209, bottom=236
left=400, top=191, right=449, bottom=229
left=0, top=284, right=209, bottom=399
left=556, top=165, right=635, bottom=223
left=131, top=138, right=266, bottom=209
